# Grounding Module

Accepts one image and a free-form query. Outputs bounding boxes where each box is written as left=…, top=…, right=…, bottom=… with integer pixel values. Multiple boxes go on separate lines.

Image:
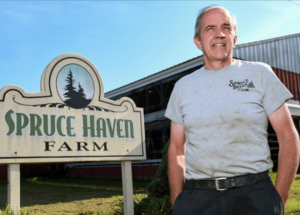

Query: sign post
left=0, top=54, right=146, bottom=215
left=7, top=164, right=20, bottom=214
left=121, top=161, right=134, bottom=214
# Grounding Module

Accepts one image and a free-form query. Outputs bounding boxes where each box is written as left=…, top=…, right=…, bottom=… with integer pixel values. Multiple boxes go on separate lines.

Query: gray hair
left=194, top=5, right=238, bottom=38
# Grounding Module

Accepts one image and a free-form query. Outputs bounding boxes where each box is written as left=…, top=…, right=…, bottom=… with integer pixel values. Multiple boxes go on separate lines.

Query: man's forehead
left=201, top=8, right=233, bottom=25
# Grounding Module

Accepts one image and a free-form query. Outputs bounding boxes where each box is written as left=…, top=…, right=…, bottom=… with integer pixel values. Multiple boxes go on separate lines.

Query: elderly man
left=165, top=5, right=300, bottom=215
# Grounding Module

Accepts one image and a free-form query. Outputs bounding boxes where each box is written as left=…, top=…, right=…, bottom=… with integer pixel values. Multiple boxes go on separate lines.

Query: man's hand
left=268, top=103, right=300, bottom=207
left=168, top=121, right=186, bottom=208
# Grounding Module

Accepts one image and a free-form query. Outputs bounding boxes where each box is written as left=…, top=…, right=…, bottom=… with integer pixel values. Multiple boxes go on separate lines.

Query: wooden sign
left=2, top=53, right=145, bottom=214
left=0, top=53, right=146, bottom=164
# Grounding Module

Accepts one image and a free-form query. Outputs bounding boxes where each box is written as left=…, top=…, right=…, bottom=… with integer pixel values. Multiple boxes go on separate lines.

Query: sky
left=0, top=1, right=300, bottom=94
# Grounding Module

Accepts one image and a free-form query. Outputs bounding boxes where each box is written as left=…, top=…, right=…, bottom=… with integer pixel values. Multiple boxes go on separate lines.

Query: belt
left=184, top=170, right=270, bottom=191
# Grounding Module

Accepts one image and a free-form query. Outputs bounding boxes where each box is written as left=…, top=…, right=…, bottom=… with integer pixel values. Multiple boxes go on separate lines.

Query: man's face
left=194, top=8, right=237, bottom=65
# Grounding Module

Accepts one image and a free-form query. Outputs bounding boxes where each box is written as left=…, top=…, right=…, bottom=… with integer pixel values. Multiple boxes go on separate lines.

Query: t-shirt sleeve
left=164, top=83, right=184, bottom=125
left=262, top=65, right=293, bottom=116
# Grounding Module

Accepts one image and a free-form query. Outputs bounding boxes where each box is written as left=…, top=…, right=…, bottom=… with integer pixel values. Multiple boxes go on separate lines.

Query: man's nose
left=215, top=28, right=225, bottom=38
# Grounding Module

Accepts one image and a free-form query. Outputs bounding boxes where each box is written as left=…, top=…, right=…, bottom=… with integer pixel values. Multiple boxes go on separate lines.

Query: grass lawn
left=0, top=177, right=149, bottom=215
left=270, top=173, right=300, bottom=215
left=0, top=173, right=299, bottom=215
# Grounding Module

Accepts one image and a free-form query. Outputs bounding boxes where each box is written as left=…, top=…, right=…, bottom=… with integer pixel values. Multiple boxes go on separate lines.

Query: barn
left=64, top=32, right=300, bottom=179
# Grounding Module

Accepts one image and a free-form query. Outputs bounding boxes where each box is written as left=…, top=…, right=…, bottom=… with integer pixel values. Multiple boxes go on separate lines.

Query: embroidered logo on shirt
left=229, top=79, right=255, bottom=91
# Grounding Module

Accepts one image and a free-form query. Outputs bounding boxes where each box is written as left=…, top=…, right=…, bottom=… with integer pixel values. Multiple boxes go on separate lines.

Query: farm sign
left=0, top=54, right=146, bottom=164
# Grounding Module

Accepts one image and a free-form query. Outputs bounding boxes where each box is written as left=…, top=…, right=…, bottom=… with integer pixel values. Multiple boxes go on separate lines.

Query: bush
left=146, top=142, right=170, bottom=198
left=113, top=195, right=172, bottom=215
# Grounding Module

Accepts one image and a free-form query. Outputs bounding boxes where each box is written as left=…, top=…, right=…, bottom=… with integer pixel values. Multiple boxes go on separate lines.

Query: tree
left=62, top=70, right=91, bottom=109
left=147, top=141, right=170, bottom=198
left=77, top=82, right=86, bottom=99
left=63, top=70, right=76, bottom=99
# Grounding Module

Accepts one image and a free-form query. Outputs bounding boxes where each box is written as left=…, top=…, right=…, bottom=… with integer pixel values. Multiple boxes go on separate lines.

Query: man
left=165, top=5, right=300, bottom=215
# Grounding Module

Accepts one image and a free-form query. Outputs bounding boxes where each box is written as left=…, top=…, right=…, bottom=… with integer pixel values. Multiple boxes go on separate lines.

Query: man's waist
left=184, top=170, right=270, bottom=191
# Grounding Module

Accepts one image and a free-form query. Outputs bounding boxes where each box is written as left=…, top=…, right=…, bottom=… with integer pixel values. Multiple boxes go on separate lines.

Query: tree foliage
left=147, top=142, right=170, bottom=198
left=63, top=70, right=91, bottom=109
left=64, top=70, right=76, bottom=99
left=77, top=82, right=86, bottom=99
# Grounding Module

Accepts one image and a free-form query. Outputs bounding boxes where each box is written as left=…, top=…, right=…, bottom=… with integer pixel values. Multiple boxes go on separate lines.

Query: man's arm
left=168, top=121, right=186, bottom=207
left=268, top=103, right=300, bottom=206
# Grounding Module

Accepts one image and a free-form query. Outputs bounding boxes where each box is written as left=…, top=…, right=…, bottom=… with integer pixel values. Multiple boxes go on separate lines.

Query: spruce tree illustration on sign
left=57, top=64, right=94, bottom=109
left=63, top=70, right=91, bottom=109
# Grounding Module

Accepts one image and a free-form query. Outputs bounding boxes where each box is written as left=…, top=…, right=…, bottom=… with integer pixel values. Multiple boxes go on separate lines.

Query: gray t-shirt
left=165, top=59, right=292, bottom=180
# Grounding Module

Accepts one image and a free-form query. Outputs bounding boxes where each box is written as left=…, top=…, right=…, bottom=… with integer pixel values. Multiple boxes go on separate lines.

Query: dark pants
left=174, top=177, right=284, bottom=215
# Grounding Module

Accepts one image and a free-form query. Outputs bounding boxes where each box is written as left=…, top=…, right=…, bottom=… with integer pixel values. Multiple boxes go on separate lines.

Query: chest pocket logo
left=229, top=79, right=255, bottom=92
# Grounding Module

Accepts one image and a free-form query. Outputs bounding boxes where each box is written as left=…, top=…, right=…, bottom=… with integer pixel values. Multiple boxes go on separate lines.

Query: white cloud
left=254, top=1, right=300, bottom=28
left=25, top=3, right=59, bottom=12
left=4, top=10, right=31, bottom=22
left=83, top=1, right=136, bottom=18
left=237, top=1, right=300, bottom=44
left=115, top=2, right=133, bottom=14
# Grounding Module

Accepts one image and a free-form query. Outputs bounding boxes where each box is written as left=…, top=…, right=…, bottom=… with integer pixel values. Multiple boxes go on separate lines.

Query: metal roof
left=105, top=33, right=300, bottom=98
left=105, top=55, right=204, bottom=97
left=233, top=33, right=300, bottom=73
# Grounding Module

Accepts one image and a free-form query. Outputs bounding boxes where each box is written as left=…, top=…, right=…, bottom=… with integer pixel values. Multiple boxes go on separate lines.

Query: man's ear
left=233, top=35, right=237, bottom=48
left=194, top=36, right=202, bottom=51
